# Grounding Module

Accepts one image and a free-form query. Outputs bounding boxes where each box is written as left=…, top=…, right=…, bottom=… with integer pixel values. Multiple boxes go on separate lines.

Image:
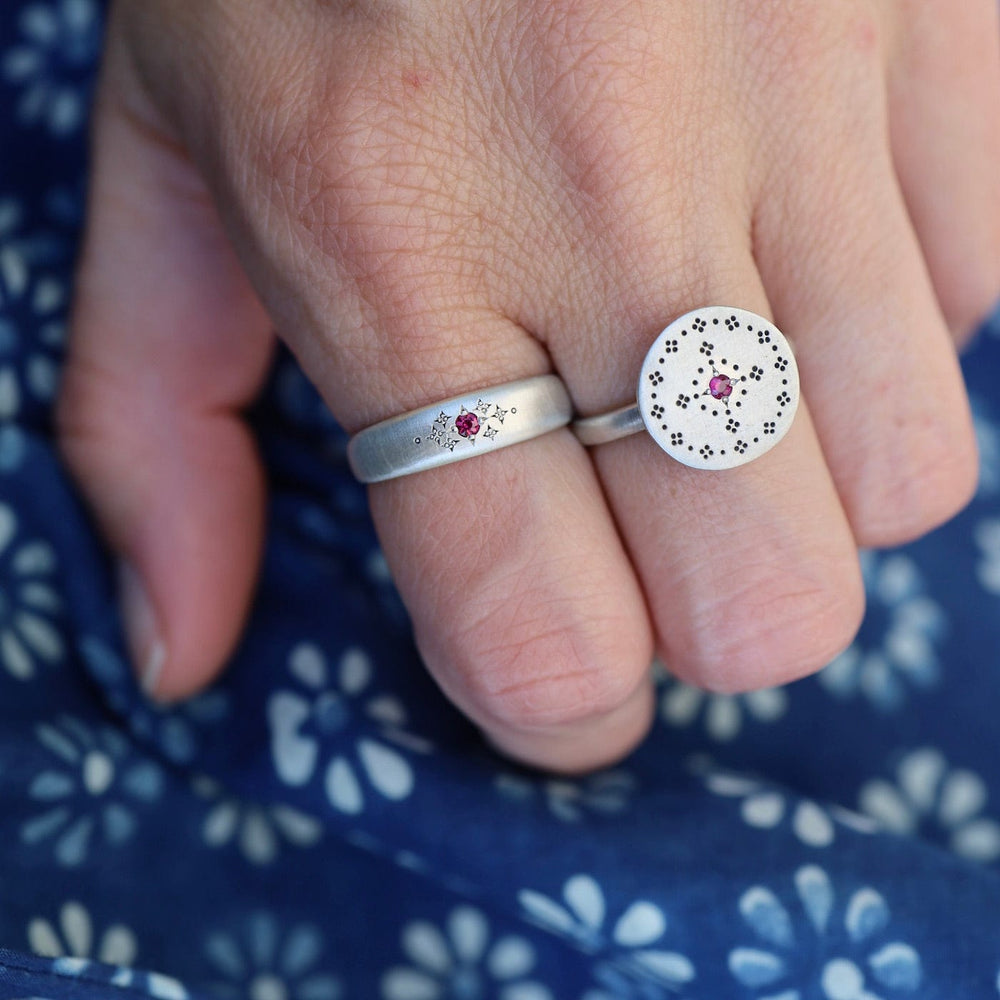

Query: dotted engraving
left=637, top=306, right=799, bottom=470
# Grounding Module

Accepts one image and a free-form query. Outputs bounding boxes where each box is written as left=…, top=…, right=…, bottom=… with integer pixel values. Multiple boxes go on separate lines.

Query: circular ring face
left=637, top=306, right=799, bottom=470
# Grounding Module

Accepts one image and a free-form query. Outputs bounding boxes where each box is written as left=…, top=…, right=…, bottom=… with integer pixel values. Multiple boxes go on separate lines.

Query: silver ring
left=348, top=375, right=573, bottom=483
left=573, top=306, right=800, bottom=470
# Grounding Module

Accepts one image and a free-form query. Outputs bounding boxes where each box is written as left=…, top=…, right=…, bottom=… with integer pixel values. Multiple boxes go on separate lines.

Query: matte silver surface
left=573, top=306, right=800, bottom=470
left=573, top=404, right=644, bottom=446
left=348, top=375, right=573, bottom=483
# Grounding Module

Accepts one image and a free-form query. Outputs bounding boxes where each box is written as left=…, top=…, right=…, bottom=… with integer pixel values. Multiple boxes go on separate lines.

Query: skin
left=58, top=0, right=1000, bottom=772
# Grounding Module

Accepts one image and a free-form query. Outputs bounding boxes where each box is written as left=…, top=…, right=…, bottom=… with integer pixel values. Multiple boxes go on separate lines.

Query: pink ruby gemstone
left=709, top=374, right=734, bottom=400
left=455, top=412, right=481, bottom=438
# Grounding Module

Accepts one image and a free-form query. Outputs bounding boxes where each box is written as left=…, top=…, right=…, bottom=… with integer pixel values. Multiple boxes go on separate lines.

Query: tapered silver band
left=572, top=306, right=800, bottom=471
left=347, top=375, right=573, bottom=483
left=573, top=404, right=644, bottom=446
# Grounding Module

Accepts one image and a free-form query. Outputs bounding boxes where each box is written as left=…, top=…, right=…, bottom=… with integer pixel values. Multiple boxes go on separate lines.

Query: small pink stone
left=709, top=375, right=734, bottom=400
left=455, top=412, right=480, bottom=438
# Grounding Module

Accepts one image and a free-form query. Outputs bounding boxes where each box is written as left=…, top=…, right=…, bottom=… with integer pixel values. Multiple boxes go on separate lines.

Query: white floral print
left=80, top=636, right=231, bottom=764
left=975, top=519, right=1000, bottom=595
left=382, top=905, right=553, bottom=1000
left=203, top=911, right=342, bottom=1000
left=519, top=875, right=694, bottom=994
left=20, top=714, right=164, bottom=866
left=858, top=748, right=1000, bottom=863
left=268, top=642, right=431, bottom=815
left=1, top=0, right=101, bottom=135
left=820, top=553, right=945, bottom=710
left=0, top=502, right=63, bottom=679
left=0, top=197, right=66, bottom=420
left=0, top=421, right=26, bottom=472
left=26, top=900, right=189, bottom=998
left=659, top=676, right=788, bottom=743
left=729, top=865, right=921, bottom=998
left=972, top=395, right=1000, bottom=498
left=28, top=900, right=137, bottom=972
left=193, top=774, right=323, bottom=866
left=495, top=769, right=636, bottom=823
left=694, top=758, right=878, bottom=849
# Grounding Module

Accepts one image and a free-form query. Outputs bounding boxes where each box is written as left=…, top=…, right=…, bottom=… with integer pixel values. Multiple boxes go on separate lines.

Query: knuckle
left=742, top=0, right=882, bottom=91
left=474, top=652, right=642, bottom=733
left=852, top=420, right=978, bottom=547
left=456, top=594, right=648, bottom=733
left=674, top=554, right=865, bottom=694
left=255, top=42, right=461, bottom=268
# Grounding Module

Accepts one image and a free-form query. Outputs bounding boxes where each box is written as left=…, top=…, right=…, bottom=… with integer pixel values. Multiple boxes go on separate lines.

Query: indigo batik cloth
left=3, top=2, right=1000, bottom=998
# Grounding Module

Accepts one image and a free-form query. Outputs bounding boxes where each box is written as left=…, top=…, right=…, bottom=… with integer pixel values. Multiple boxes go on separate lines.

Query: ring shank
left=347, top=375, right=573, bottom=483
left=572, top=404, right=644, bottom=446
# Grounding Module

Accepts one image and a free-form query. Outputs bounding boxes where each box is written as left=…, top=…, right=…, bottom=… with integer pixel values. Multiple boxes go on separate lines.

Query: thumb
left=58, top=35, right=274, bottom=699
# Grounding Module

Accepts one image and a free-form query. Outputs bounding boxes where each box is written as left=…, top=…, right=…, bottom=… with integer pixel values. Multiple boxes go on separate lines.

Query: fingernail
left=117, top=560, right=166, bottom=698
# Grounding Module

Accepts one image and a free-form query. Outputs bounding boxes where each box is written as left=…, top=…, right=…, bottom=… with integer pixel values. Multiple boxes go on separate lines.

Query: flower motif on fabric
left=495, top=769, right=637, bottom=823
left=1, top=0, right=103, bottom=135
left=26, top=900, right=189, bottom=998
left=267, top=642, right=432, bottom=815
left=193, top=774, right=323, bottom=866
left=657, top=666, right=788, bottom=743
left=203, top=911, right=343, bottom=1000
left=20, top=714, right=164, bottom=867
left=519, top=875, right=695, bottom=996
left=728, top=865, right=922, bottom=999
left=693, top=759, right=877, bottom=850
left=381, top=905, right=554, bottom=1000
left=971, top=395, right=1000, bottom=498
left=80, top=636, right=231, bottom=765
left=857, top=747, right=1000, bottom=864
left=0, top=198, right=67, bottom=422
left=28, top=900, right=137, bottom=973
left=0, top=420, right=26, bottom=472
left=0, top=502, right=64, bottom=680
left=985, top=304, right=1000, bottom=343
left=819, top=553, right=945, bottom=711
left=975, top=519, right=1000, bottom=596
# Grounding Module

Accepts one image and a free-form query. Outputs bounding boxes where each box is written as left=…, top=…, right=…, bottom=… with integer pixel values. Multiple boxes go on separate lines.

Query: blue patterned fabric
left=3, top=2, right=1000, bottom=998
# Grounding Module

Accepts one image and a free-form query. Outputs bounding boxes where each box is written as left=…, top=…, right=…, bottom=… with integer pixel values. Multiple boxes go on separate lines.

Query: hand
left=58, top=0, right=1000, bottom=771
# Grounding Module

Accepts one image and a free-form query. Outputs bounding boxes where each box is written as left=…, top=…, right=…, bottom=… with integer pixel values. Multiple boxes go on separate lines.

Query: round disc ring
left=575, top=306, right=800, bottom=471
